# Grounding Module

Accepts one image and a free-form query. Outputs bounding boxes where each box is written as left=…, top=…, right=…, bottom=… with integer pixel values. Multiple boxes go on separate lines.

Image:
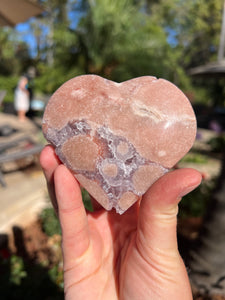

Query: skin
left=40, top=145, right=202, bottom=300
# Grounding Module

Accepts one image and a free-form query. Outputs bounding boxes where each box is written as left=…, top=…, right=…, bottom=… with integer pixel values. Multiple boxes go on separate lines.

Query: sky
left=16, top=21, right=38, bottom=57
left=14, top=1, right=178, bottom=58
left=15, top=2, right=83, bottom=58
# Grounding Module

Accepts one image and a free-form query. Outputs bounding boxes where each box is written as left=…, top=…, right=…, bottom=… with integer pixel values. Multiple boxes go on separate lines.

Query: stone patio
left=0, top=113, right=49, bottom=233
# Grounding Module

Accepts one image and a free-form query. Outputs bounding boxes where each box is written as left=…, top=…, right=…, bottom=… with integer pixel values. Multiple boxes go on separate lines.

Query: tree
left=31, top=0, right=81, bottom=94
left=148, top=0, right=225, bottom=105
left=32, top=0, right=188, bottom=93
left=76, top=0, right=183, bottom=83
left=14, top=0, right=224, bottom=100
left=37, top=0, right=70, bottom=66
left=149, top=0, right=223, bottom=68
left=0, top=28, right=30, bottom=76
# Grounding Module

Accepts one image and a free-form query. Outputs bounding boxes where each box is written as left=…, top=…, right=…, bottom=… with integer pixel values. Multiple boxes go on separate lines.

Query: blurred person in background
left=14, top=76, right=30, bottom=121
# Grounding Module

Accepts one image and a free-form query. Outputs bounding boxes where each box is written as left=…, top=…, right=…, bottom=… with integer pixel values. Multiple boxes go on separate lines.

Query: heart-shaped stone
left=42, top=75, right=196, bottom=214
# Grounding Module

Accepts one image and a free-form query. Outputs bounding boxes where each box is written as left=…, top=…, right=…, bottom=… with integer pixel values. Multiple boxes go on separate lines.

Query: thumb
left=138, top=168, right=202, bottom=253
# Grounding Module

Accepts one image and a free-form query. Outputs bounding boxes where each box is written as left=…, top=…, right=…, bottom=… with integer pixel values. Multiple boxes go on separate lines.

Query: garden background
left=0, top=0, right=225, bottom=299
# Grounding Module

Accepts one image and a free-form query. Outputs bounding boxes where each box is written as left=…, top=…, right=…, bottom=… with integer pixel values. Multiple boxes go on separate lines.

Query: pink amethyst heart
left=42, top=75, right=196, bottom=214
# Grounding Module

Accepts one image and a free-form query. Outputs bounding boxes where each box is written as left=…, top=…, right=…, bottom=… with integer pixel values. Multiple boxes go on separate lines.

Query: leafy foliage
left=207, top=135, right=225, bottom=153
left=0, top=76, right=18, bottom=103
left=82, top=188, right=93, bottom=212
left=179, top=178, right=217, bottom=218
left=180, top=153, right=209, bottom=164
left=40, top=190, right=93, bottom=237
left=150, top=0, right=223, bottom=67
left=0, top=253, right=64, bottom=299
left=76, top=0, right=177, bottom=82
left=40, top=207, right=61, bottom=237
left=9, top=255, right=27, bottom=286
left=48, top=263, right=64, bottom=290
left=34, top=64, right=83, bottom=95
left=0, top=1, right=224, bottom=101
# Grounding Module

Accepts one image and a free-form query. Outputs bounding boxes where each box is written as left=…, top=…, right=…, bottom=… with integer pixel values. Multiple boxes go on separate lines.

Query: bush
left=82, top=189, right=93, bottom=212
left=35, top=64, right=83, bottom=95
left=207, top=135, right=225, bottom=153
left=40, top=191, right=93, bottom=237
left=40, top=207, right=61, bottom=237
left=0, top=76, right=18, bottom=103
left=179, top=178, right=216, bottom=218
left=180, top=152, right=209, bottom=164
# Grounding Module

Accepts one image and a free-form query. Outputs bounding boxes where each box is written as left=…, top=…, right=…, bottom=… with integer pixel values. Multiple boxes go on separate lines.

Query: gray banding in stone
left=45, top=119, right=169, bottom=213
left=46, top=119, right=91, bottom=147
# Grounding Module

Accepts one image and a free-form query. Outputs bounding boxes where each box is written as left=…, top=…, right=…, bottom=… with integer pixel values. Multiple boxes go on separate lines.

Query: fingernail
left=179, top=183, right=200, bottom=198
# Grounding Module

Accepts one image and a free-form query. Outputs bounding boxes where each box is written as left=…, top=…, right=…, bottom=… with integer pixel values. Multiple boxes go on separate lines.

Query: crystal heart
left=42, top=75, right=196, bottom=214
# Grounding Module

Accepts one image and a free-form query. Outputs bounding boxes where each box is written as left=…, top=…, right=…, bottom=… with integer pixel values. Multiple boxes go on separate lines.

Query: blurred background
left=0, top=0, right=225, bottom=299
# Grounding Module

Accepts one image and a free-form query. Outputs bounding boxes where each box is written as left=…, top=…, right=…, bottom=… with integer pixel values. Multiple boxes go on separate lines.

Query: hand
left=40, top=145, right=202, bottom=300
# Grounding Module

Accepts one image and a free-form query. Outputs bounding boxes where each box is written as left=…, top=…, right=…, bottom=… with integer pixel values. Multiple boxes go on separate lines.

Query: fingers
left=138, top=168, right=202, bottom=253
left=40, top=145, right=90, bottom=263
left=40, top=145, right=61, bottom=213
left=54, top=164, right=90, bottom=263
left=40, top=145, right=61, bottom=181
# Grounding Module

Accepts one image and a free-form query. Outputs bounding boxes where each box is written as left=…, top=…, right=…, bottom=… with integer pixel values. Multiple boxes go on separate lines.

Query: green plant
left=0, top=76, right=18, bottom=103
left=40, top=190, right=93, bottom=237
left=82, top=188, right=93, bottom=212
left=35, top=64, right=82, bottom=95
left=48, top=263, right=64, bottom=289
left=180, top=152, right=208, bottom=164
left=10, top=255, right=27, bottom=285
left=179, top=178, right=216, bottom=218
left=40, top=207, right=61, bottom=237
left=207, top=135, right=225, bottom=153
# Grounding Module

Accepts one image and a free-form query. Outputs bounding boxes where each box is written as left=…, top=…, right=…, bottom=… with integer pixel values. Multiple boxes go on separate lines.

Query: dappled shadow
left=0, top=226, right=64, bottom=300
left=184, top=150, right=225, bottom=296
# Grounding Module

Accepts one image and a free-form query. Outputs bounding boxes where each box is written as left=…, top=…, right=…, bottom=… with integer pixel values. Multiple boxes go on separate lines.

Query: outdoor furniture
left=0, top=124, right=17, bottom=136
left=0, top=136, right=43, bottom=187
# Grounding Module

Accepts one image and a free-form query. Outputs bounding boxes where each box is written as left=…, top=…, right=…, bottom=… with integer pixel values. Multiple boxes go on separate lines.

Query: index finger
left=40, top=145, right=61, bottom=182
left=40, top=145, right=61, bottom=212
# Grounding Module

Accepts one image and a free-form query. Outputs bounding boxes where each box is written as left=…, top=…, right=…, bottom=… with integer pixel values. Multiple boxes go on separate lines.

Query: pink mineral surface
left=42, top=75, right=197, bottom=214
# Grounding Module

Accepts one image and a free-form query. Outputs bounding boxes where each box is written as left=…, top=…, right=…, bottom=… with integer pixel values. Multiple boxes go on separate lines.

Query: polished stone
left=43, top=75, right=196, bottom=214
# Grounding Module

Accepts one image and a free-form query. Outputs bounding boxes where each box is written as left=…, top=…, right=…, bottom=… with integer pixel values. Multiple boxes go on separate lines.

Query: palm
left=62, top=202, right=191, bottom=300
left=63, top=206, right=138, bottom=299
left=40, top=145, right=201, bottom=300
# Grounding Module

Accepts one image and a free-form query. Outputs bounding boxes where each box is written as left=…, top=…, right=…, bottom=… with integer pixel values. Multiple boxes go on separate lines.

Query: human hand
left=40, top=145, right=202, bottom=300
